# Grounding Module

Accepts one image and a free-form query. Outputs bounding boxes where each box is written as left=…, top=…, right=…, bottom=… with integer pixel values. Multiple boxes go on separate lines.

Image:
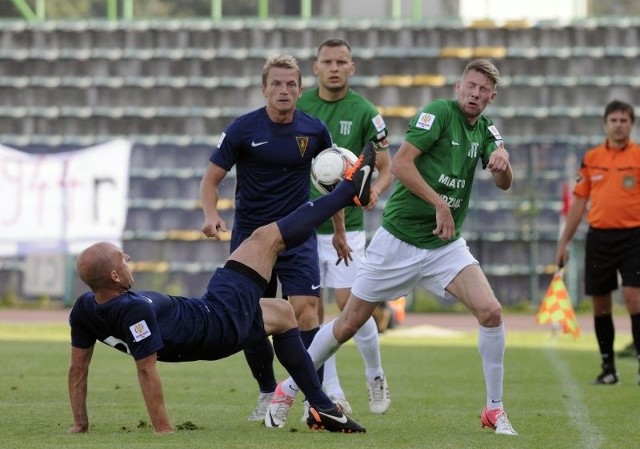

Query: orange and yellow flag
left=536, top=271, right=580, bottom=338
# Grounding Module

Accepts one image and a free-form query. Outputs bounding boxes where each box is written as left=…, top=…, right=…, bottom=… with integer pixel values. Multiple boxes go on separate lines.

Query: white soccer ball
left=311, top=145, right=358, bottom=194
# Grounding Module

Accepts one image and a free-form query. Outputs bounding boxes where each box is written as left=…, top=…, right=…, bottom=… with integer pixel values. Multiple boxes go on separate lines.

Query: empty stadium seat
left=2, top=16, right=628, bottom=301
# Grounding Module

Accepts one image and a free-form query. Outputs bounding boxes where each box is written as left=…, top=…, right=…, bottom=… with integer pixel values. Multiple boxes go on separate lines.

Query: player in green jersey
left=296, top=38, right=394, bottom=416
left=268, top=59, right=518, bottom=436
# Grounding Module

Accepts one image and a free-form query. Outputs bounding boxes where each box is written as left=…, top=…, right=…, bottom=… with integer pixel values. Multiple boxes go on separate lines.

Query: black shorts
left=584, top=226, right=640, bottom=295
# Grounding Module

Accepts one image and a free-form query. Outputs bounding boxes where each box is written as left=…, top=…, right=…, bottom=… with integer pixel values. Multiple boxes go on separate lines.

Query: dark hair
left=317, top=38, right=352, bottom=56
left=604, top=100, right=635, bottom=124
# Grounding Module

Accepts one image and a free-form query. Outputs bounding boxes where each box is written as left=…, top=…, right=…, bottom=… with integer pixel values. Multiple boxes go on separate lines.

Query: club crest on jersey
left=130, top=320, right=151, bottom=342
left=416, top=113, right=435, bottom=130
left=339, top=120, right=353, bottom=135
left=296, top=136, right=309, bottom=157
left=623, top=175, right=636, bottom=189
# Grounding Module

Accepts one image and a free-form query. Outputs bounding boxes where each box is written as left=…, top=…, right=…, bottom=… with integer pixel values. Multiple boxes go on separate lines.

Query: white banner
left=23, top=253, right=66, bottom=296
left=0, top=139, right=132, bottom=256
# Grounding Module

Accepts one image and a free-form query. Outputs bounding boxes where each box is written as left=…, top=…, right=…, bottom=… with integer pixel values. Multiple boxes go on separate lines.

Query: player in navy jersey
left=67, top=144, right=377, bottom=435
left=200, top=55, right=345, bottom=421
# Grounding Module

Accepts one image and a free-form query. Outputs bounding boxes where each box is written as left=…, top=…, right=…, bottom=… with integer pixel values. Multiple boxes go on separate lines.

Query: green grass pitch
left=0, top=318, right=635, bottom=449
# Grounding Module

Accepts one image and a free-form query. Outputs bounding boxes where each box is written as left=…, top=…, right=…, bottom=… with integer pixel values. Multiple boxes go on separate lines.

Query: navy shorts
left=585, top=226, right=640, bottom=295
left=231, top=230, right=320, bottom=298
left=201, top=263, right=268, bottom=359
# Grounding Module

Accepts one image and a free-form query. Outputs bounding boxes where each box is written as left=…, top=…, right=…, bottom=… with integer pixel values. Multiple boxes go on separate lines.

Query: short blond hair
left=262, top=55, right=302, bottom=87
left=462, top=59, right=500, bottom=88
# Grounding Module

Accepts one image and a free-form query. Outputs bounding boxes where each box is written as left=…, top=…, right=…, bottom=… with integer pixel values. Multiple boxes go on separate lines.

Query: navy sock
left=243, top=338, right=277, bottom=393
left=631, top=313, right=640, bottom=365
left=301, top=327, right=324, bottom=383
left=276, top=181, right=355, bottom=249
left=594, top=314, right=615, bottom=370
left=272, top=328, right=334, bottom=410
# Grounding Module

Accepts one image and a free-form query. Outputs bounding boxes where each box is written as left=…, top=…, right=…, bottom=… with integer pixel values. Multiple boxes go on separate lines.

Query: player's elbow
left=390, top=158, right=410, bottom=179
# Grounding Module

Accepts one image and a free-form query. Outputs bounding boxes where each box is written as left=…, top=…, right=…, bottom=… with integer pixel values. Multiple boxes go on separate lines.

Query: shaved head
left=76, top=242, right=121, bottom=291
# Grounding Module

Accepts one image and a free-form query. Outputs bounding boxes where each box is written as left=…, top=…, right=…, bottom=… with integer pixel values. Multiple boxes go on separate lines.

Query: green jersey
left=297, top=87, right=388, bottom=234
left=382, top=99, right=504, bottom=249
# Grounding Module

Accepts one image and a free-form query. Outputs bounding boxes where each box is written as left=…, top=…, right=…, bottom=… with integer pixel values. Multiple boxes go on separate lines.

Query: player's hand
left=202, top=218, right=227, bottom=240
left=363, top=188, right=378, bottom=211
left=332, top=233, right=352, bottom=266
left=67, top=423, right=88, bottom=434
left=432, top=203, right=455, bottom=240
left=154, top=425, right=174, bottom=435
left=555, top=245, right=569, bottom=269
left=486, top=148, right=510, bottom=173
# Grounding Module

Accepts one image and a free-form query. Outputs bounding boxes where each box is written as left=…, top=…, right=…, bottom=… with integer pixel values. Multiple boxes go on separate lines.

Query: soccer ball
left=311, top=145, right=358, bottom=194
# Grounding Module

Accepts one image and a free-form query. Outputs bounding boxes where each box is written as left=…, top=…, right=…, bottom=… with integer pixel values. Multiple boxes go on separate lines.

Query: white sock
left=353, top=316, right=384, bottom=381
left=279, top=377, right=299, bottom=398
left=322, top=354, right=345, bottom=398
left=283, top=320, right=342, bottom=396
left=478, top=323, right=506, bottom=410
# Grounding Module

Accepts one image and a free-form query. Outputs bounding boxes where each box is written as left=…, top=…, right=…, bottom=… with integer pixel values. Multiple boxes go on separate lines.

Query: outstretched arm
left=135, top=353, right=173, bottom=434
left=68, top=345, right=94, bottom=433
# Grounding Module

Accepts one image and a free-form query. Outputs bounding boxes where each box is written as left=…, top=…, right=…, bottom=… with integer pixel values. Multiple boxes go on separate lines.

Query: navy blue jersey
left=210, top=107, right=332, bottom=233
left=69, top=267, right=268, bottom=362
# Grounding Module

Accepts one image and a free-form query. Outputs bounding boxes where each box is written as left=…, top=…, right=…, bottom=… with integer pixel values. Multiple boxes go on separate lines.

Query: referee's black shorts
left=585, top=226, right=640, bottom=296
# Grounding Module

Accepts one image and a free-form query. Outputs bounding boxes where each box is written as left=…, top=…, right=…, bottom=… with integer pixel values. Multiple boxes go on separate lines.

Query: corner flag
left=536, top=270, right=580, bottom=338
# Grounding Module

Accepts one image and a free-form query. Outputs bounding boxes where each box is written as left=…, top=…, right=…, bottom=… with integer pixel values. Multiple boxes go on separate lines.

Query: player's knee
left=250, top=224, right=272, bottom=242
left=268, top=299, right=297, bottom=332
left=249, top=224, right=281, bottom=250
left=476, top=300, right=502, bottom=327
left=292, top=298, right=320, bottom=329
left=272, top=298, right=295, bottom=321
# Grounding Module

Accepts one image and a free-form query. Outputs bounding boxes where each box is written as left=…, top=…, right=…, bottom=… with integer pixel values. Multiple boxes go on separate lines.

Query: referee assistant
left=556, top=99, right=640, bottom=385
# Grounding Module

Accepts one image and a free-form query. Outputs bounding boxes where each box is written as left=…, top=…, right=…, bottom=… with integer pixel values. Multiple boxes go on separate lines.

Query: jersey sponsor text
left=439, top=194, right=462, bottom=209
left=438, top=174, right=466, bottom=189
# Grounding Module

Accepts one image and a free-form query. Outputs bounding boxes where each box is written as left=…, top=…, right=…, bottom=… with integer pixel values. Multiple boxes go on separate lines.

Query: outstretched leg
left=230, top=143, right=377, bottom=284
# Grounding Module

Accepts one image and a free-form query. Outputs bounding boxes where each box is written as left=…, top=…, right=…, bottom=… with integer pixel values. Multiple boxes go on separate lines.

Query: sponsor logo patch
left=416, top=112, right=436, bottom=130
left=488, top=125, right=502, bottom=140
left=130, top=320, right=151, bottom=342
left=372, top=114, right=386, bottom=132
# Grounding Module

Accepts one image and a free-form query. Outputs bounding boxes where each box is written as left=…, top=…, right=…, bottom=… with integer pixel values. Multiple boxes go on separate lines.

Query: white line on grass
left=544, top=347, right=604, bottom=449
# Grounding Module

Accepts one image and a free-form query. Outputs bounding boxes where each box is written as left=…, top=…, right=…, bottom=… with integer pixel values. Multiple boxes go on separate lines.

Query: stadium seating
left=2, top=16, right=632, bottom=299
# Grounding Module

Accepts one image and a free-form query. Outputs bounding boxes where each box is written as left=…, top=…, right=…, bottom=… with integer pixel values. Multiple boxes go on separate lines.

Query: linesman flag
left=536, top=271, right=580, bottom=338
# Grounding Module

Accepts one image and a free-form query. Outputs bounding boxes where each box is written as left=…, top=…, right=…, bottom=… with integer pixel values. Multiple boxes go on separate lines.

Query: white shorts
left=352, top=227, right=478, bottom=302
left=317, top=231, right=366, bottom=289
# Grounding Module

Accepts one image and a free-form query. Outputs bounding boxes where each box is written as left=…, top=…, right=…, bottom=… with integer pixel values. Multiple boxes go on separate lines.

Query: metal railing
left=7, top=0, right=426, bottom=21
